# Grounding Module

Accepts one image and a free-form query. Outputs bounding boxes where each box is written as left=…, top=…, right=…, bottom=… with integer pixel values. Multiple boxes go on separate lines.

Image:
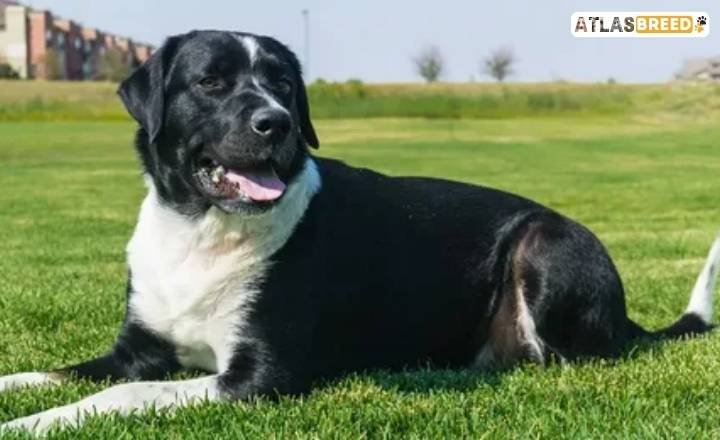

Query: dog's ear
left=117, top=37, right=178, bottom=143
left=295, top=76, right=319, bottom=149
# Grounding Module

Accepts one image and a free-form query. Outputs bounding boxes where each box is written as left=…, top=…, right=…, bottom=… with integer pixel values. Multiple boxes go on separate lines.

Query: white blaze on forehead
left=239, top=35, right=260, bottom=64
left=236, top=34, right=290, bottom=115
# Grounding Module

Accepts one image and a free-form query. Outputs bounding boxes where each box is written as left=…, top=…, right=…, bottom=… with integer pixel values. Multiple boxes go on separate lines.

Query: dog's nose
left=250, top=109, right=291, bottom=142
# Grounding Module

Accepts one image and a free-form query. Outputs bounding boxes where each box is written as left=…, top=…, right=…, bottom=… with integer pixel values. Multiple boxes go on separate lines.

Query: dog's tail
left=628, top=232, right=720, bottom=341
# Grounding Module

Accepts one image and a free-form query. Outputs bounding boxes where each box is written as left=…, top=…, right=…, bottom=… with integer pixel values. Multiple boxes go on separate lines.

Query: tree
left=95, top=48, right=132, bottom=82
left=413, top=46, right=444, bottom=83
left=40, top=49, right=65, bottom=80
left=482, top=47, right=516, bottom=82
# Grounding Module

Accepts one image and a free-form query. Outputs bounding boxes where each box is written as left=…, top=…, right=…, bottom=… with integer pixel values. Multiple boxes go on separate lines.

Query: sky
left=23, top=0, right=720, bottom=83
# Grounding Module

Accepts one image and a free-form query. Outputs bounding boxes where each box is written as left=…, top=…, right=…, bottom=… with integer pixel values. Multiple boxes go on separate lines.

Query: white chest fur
left=126, top=159, right=320, bottom=373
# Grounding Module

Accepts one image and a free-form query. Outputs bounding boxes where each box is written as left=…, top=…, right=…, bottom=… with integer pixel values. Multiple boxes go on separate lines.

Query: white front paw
left=0, top=372, right=57, bottom=392
left=1, top=414, right=46, bottom=435
left=1, top=408, right=76, bottom=435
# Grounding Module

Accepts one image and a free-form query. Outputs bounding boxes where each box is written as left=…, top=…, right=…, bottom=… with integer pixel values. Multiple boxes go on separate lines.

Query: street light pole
left=302, top=9, right=309, bottom=80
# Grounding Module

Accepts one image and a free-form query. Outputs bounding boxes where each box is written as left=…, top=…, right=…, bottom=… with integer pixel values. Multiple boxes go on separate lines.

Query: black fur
left=59, top=31, right=712, bottom=399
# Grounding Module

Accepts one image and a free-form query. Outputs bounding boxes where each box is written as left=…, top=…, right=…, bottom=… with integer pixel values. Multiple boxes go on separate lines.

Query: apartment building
left=0, top=0, right=153, bottom=79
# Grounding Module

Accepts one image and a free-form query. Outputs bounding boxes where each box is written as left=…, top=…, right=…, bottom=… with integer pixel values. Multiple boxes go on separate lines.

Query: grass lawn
left=0, top=115, right=719, bottom=438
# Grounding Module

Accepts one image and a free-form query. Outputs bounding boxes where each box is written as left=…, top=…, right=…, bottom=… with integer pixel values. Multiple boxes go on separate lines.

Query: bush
left=0, top=81, right=717, bottom=122
left=0, top=63, right=19, bottom=79
left=40, top=49, right=66, bottom=80
left=308, top=79, right=368, bottom=100
left=302, top=82, right=639, bottom=119
left=95, top=48, right=132, bottom=82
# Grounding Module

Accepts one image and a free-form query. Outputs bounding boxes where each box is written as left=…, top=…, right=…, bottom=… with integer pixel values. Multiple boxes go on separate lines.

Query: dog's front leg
left=0, top=372, right=62, bottom=392
left=0, top=320, right=187, bottom=434
left=0, top=320, right=181, bottom=393
left=1, top=341, right=293, bottom=434
left=1, top=362, right=287, bottom=435
left=1, top=375, right=221, bottom=434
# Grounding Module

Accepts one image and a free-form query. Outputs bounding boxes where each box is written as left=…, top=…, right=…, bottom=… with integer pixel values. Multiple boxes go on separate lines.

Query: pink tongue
left=224, top=167, right=286, bottom=201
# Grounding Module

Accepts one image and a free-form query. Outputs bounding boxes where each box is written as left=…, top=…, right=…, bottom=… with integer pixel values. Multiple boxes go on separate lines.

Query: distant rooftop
left=677, top=56, right=720, bottom=81
left=0, top=0, right=18, bottom=27
left=0, top=0, right=19, bottom=14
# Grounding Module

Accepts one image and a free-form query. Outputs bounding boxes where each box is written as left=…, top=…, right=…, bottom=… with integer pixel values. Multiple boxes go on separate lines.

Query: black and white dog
left=2, top=30, right=720, bottom=433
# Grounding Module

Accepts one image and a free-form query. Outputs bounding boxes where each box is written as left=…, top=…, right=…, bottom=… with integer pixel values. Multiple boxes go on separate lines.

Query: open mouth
left=194, top=157, right=286, bottom=203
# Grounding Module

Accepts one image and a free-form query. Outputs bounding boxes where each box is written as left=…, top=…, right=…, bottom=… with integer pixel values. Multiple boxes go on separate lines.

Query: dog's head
left=118, top=30, right=319, bottom=215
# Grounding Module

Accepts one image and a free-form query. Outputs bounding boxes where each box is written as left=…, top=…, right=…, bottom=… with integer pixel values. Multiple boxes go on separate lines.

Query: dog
left=2, top=30, right=719, bottom=434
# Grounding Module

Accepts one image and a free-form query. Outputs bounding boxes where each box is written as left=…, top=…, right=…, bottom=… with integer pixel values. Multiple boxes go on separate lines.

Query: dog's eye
left=197, top=76, right=224, bottom=91
left=273, top=79, right=292, bottom=95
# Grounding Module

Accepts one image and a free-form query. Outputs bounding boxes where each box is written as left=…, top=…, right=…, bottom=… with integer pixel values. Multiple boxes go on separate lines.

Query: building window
left=74, top=37, right=82, bottom=50
left=83, top=60, right=93, bottom=77
left=46, top=30, right=53, bottom=43
left=57, top=33, right=65, bottom=47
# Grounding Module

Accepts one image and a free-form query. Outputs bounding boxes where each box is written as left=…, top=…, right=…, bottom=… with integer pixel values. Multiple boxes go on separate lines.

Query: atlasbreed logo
left=571, top=12, right=709, bottom=38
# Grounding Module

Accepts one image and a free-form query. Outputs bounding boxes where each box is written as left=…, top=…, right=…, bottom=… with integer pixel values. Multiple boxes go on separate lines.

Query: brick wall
left=1, top=3, right=153, bottom=80
left=27, top=9, right=50, bottom=78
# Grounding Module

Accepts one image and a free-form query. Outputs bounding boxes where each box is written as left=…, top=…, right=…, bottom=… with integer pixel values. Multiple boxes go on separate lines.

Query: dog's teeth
left=210, top=166, right=225, bottom=184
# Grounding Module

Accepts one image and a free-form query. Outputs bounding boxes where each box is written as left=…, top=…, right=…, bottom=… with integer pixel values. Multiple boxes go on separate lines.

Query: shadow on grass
left=314, top=330, right=715, bottom=397
left=365, top=367, right=506, bottom=394
left=313, top=364, right=510, bottom=397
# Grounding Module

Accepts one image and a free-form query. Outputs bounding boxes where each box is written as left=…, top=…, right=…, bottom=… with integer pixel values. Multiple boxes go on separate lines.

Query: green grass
left=2, top=79, right=719, bottom=121
left=1, top=111, right=720, bottom=437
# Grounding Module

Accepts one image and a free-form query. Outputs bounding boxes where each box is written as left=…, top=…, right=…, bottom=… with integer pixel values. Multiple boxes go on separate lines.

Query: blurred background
left=1, top=0, right=718, bottom=83
left=0, top=0, right=718, bottom=121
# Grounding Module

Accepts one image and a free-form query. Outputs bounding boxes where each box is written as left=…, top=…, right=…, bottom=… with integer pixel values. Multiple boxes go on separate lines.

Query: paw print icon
left=697, top=16, right=707, bottom=26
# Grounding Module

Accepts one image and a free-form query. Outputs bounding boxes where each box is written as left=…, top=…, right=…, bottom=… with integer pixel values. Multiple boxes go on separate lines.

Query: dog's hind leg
left=474, top=280, right=549, bottom=368
left=476, top=212, right=633, bottom=367
left=510, top=215, right=632, bottom=360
